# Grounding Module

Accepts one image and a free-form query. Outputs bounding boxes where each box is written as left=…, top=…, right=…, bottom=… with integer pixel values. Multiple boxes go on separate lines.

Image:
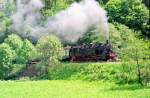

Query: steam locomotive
left=63, top=40, right=117, bottom=62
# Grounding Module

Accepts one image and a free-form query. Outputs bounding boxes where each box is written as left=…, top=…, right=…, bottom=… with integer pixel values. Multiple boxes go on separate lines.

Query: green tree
left=4, top=34, right=23, bottom=63
left=119, top=33, right=150, bottom=85
left=4, top=34, right=23, bottom=52
left=36, top=35, right=64, bottom=77
left=129, top=39, right=150, bottom=85
left=98, top=0, right=109, bottom=5
left=17, top=39, right=37, bottom=63
left=6, top=0, right=16, bottom=15
left=109, top=23, right=136, bottom=59
left=108, top=23, right=150, bottom=85
left=37, top=35, right=64, bottom=65
left=78, top=27, right=105, bottom=44
left=105, top=0, right=149, bottom=38
left=41, top=0, right=68, bottom=17
left=4, top=34, right=36, bottom=64
left=0, top=11, right=12, bottom=43
left=78, top=28, right=96, bottom=44
left=0, top=43, right=15, bottom=79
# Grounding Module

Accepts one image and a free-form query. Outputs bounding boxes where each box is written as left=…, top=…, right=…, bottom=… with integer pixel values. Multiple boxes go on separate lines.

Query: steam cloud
left=12, top=0, right=109, bottom=43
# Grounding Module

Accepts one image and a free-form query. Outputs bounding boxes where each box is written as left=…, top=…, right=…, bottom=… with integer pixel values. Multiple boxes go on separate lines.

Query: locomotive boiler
left=63, top=40, right=117, bottom=62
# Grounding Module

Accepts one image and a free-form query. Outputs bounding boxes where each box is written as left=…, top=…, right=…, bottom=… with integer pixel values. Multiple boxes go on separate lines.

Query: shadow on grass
left=110, top=84, right=150, bottom=91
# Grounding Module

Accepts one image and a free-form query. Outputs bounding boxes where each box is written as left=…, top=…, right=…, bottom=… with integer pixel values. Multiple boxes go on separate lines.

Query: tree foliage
left=78, top=27, right=105, bottom=44
left=108, top=23, right=150, bottom=85
left=0, top=43, right=15, bottom=79
left=4, top=34, right=37, bottom=64
left=0, top=11, right=12, bottom=42
left=4, top=34, right=23, bottom=52
left=17, top=39, right=37, bottom=63
left=0, top=34, right=37, bottom=79
left=105, top=0, right=149, bottom=38
left=41, top=0, right=69, bottom=17
left=37, top=35, right=64, bottom=64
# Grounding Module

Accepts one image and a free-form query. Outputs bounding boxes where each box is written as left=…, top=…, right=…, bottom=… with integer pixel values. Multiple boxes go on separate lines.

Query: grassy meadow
left=1, top=62, right=150, bottom=98
left=0, top=80, right=150, bottom=98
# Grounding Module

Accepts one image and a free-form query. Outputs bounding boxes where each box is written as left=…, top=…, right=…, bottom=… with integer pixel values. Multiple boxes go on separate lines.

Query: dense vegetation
left=106, top=0, right=149, bottom=38
left=0, top=0, right=149, bottom=87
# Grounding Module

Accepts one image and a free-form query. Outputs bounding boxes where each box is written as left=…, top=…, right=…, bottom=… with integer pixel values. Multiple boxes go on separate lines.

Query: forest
left=0, top=0, right=150, bottom=98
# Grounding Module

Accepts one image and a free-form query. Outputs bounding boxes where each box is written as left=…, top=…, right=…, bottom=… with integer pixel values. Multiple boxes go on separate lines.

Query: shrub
left=39, top=62, right=118, bottom=80
left=140, top=62, right=150, bottom=86
left=115, top=62, right=137, bottom=84
left=80, top=63, right=122, bottom=81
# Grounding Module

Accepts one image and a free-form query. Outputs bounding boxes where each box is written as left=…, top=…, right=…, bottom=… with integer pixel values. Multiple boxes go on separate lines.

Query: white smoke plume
left=12, top=0, right=109, bottom=43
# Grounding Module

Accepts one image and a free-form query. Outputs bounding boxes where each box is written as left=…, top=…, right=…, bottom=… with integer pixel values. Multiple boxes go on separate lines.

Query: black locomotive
left=63, top=40, right=117, bottom=62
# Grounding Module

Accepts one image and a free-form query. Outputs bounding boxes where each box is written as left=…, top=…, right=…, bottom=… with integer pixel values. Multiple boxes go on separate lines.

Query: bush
left=115, top=62, right=137, bottom=84
left=36, top=61, right=149, bottom=85
left=115, top=62, right=150, bottom=85
left=49, top=63, right=121, bottom=81
left=78, top=63, right=121, bottom=81
left=0, top=43, right=15, bottom=79
left=140, top=62, right=150, bottom=86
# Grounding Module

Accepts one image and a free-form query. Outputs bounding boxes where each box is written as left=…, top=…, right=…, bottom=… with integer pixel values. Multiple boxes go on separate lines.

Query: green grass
left=0, top=80, right=150, bottom=98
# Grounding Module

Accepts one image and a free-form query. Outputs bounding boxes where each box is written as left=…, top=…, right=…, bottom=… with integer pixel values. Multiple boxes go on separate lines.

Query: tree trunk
left=135, top=48, right=143, bottom=85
